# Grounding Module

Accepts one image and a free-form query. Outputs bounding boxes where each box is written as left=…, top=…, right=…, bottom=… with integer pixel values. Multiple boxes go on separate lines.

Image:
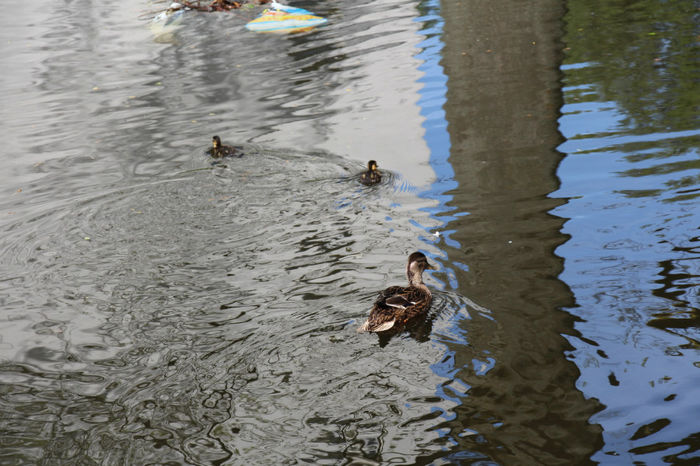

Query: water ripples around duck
left=0, top=143, right=488, bottom=463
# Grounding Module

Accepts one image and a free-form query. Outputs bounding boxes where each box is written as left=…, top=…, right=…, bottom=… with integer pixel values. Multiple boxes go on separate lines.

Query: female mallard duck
left=358, top=251, right=435, bottom=333
left=207, top=135, right=237, bottom=158
left=359, top=160, right=382, bottom=185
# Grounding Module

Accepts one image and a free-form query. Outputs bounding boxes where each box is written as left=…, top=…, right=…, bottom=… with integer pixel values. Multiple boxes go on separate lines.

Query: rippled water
left=0, top=0, right=698, bottom=464
left=0, top=149, right=464, bottom=463
left=554, top=1, right=700, bottom=462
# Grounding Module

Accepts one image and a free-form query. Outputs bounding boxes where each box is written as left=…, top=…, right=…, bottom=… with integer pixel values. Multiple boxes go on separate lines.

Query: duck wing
left=358, top=286, right=431, bottom=333
left=359, top=170, right=381, bottom=185
left=384, top=295, right=415, bottom=309
left=222, top=145, right=238, bottom=157
left=357, top=305, right=399, bottom=333
left=377, top=285, right=405, bottom=300
left=207, top=145, right=240, bottom=158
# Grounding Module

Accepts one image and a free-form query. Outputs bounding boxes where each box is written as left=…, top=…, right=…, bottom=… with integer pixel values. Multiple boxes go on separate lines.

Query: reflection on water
left=0, top=0, right=697, bottom=464
left=554, top=0, right=699, bottom=463
left=431, top=0, right=605, bottom=462
left=0, top=147, right=462, bottom=463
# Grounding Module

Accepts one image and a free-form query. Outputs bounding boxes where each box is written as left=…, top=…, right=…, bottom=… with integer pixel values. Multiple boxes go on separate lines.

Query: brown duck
left=359, top=160, right=382, bottom=185
left=358, top=252, right=434, bottom=333
left=207, top=135, right=238, bottom=158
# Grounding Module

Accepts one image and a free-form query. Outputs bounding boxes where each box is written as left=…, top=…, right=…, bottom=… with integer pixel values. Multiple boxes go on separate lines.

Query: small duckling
left=359, top=160, right=382, bottom=185
left=358, top=251, right=435, bottom=333
left=207, top=135, right=238, bottom=158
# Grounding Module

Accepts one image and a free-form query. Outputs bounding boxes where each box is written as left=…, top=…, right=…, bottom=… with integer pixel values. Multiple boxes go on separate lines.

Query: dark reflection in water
left=423, top=0, right=604, bottom=463
left=649, top=252, right=700, bottom=347
left=564, top=0, right=698, bottom=137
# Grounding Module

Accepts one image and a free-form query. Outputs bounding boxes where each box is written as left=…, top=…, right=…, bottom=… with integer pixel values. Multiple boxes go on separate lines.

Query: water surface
left=0, top=0, right=698, bottom=464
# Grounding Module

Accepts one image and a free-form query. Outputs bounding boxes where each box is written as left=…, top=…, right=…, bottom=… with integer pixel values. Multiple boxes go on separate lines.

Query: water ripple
left=0, top=141, right=458, bottom=463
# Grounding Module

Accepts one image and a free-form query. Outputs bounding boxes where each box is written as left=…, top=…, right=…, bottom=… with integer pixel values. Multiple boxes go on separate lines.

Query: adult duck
left=358, top=252, right=434, bottom=333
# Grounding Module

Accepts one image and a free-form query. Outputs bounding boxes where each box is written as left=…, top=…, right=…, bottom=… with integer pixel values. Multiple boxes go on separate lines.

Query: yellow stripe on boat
left=246, top=11, right=327, bottom=32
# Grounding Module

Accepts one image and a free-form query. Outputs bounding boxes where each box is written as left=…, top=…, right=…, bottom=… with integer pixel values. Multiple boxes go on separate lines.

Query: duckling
left=207, top=135, right=238, bottom=158
left=359, top=160, right=382, bottom=185
left=358, top=251, right=435, bottom=333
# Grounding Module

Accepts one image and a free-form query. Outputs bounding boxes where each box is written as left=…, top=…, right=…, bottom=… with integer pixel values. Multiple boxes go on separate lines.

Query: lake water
left=0, top=0, right=697, bottom=464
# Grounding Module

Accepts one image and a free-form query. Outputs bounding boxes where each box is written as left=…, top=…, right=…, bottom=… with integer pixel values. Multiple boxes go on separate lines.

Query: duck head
left=406, top=251, right=434, bottom=285
left=212, top=135, right=222, bottom=149
left=367, top=160, right=379, bottom=172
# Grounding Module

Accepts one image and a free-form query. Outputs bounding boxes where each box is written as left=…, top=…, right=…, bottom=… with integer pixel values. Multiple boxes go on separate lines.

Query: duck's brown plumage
left=358, top=252, right=434, bottom=333
left=207, top=135, right=238, bottom=158
left=359, top=160, right=382, bottom=185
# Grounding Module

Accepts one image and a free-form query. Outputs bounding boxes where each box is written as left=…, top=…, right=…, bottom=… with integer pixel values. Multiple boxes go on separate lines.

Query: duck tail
left=357, top=321, right=371, bottom=333
left=357, top=319, right=395, bottom=333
